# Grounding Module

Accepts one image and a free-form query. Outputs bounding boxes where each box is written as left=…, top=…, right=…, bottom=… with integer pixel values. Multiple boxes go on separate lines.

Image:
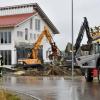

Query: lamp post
left=71, top=0, right=74, bottom=80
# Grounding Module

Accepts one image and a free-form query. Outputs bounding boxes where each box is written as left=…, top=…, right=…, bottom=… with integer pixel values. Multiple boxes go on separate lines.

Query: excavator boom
left=31, top=27, right=54, bottom=59
left=74, top=17, right=93, bottom=55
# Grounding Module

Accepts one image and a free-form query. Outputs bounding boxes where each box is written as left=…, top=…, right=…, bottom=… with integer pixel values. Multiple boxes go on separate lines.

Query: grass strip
left=0, top=90, right=20, bottom=100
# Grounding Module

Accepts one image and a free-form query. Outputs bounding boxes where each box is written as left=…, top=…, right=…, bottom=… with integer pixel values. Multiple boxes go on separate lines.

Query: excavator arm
left=74, top=17, right=93, bottom=55
left=31, top=29, right=46, bottom=59
left=31, top=26, right=58, bottom=59
left=43, top=27, right=61, bottom=60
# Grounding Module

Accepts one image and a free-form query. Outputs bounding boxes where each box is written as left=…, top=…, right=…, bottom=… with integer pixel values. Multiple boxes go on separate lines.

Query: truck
left=74, top=17, right=100, bottom=82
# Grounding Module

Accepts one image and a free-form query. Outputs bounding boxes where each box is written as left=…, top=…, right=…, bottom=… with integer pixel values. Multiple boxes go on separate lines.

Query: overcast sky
left=0, top=0, right=100, bottom=50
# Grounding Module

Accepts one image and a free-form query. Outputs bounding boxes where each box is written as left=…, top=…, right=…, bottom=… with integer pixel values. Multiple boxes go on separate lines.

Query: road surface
left=1, top=76, right=100, bottom=100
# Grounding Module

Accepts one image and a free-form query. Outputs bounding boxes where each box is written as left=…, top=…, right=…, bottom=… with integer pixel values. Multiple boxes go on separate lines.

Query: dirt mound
left=20, top=65, right=82, bottom=76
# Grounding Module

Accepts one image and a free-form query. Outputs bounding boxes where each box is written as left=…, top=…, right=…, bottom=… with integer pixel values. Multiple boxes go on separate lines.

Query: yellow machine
left=18, top=26, right=61, bottom=66
left=90, top=26, right=100, bottom=43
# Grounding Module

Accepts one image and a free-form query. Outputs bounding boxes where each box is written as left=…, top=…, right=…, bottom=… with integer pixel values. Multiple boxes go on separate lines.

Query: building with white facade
left=0, top=3, right=59, bottom=68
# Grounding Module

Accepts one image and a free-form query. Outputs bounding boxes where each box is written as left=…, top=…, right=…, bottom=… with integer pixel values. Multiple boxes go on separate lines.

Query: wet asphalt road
left=1, top=76, right=100, bottom=100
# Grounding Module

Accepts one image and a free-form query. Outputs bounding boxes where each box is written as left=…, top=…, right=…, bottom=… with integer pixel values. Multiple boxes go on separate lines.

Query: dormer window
left=25, top=28, right=28, bottom=40
left=35, top=19, right=41, bottom=31
left=30, top=18, right=33, bottom=29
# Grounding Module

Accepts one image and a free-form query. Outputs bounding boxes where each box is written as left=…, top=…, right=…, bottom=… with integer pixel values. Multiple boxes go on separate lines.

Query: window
left=35, top=19, right=41, bottom=31
left=17, top=48, right=31, bottom=59
left=17, top=31, right=23, bottom=37
left=30, top=18, right=33, bottom=29
left=25, top=28, right=28, bottom=40
left=0, top=50, right=11, bottom=65
left=30, top=33, right=32, bottom=39
left=17, top=31, right=20, bottom=37
left=0, top=32, right=3, bottom=43
left=8, top=32, right=11, bottom=43
left=30, top=33, right=34, bottom=39
left=5, top=32, right=7, bottom=43
left=34, top=34, right=36, bottom=40
left=0, top=32, right=11, bottom=44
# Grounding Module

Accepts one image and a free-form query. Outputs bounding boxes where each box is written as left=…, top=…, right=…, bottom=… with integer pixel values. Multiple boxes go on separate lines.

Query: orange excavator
left=18, top=26, right=61, bottom=66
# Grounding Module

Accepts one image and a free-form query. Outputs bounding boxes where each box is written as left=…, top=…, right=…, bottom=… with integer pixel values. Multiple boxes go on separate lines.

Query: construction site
left=0, top=1, right=100, bottom=100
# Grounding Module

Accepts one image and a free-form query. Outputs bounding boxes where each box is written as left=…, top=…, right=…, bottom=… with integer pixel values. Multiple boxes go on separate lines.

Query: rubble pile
left=16, top=65, right=82, bottom=76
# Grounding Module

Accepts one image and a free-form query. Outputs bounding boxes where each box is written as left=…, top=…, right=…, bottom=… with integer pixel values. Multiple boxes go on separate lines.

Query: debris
left=15, top=65, right=81, bottom=76
left=14, top=71, right=25, bottom=75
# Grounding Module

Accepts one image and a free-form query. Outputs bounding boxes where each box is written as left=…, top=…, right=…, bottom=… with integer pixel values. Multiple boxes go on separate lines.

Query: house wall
left=0, top=28, right=17, bottom=66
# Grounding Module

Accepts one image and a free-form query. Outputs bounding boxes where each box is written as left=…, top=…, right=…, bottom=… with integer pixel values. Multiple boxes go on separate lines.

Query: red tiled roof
left=0, top=13, right=33, bottom=27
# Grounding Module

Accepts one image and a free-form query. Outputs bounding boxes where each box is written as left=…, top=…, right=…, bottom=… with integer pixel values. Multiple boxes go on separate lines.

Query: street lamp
left=71, top=0, right=74, bottom=80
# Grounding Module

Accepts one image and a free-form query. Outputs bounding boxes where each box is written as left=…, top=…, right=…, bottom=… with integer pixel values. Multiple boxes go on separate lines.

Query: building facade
left=0, top=3, right=59, bottom=68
